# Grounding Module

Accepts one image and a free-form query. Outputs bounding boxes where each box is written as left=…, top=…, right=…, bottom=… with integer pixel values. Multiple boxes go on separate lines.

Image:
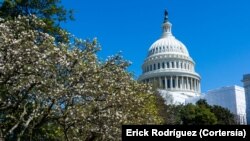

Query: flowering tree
left=0, top=15, right=67, bottom=140
left=0, top=16, right=162, bottom=141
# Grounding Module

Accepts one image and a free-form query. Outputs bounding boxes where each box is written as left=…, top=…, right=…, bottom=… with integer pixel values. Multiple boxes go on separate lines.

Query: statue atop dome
left=165, top=9, right=168, bottom=16
left=164, top=9, right=168, bottom=23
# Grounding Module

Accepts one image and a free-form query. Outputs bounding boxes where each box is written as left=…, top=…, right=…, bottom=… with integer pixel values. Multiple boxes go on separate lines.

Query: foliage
left=0, top=0, right=74, bottom=42
left=180, top=103, right=217, bottom=125
left=196, top=99, right=236, bottom=125
left=0, top=16, right=162, bottom=141
left=152, top=89, right=181, bottom=125
left=211, top=105, right=236, bottom=125
left=159, top=99, right=236, bottom=125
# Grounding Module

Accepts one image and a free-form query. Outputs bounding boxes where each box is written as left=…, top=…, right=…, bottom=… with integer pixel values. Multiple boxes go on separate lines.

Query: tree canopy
left=0, top=0, right=74, bottom=42
left=0, top=16, right=163, bottom=141
left=159, top=99, right=237, bottom=125
left=180, top=103, right=217, bottom=125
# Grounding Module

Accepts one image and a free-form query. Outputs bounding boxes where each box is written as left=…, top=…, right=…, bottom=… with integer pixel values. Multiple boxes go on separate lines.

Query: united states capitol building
left=139, top=10, right=248, bottom=125
left=138, top=10, right=201, bottom=104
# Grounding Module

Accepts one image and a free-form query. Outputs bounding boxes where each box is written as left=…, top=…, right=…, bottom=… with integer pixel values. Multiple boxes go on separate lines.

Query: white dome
left=148, top=35, right=189, bottom=56
left=139, top=10, right=201, bottom=102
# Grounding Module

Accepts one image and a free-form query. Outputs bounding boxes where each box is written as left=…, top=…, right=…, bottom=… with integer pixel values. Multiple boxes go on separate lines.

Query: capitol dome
left=148, top=35, right=189, bottom=56
left=139, top=10, right=201, bottom=104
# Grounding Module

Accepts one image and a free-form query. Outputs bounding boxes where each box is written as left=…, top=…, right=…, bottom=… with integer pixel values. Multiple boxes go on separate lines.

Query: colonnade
left=144, top=76, right=200, bottom=92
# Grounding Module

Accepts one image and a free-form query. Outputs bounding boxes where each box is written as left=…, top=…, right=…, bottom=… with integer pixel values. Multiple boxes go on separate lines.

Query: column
left=185, top=77, right=188, bottom=90
left=183, top=77, right=186, bottom=90
left=194, top=79, right=196, bottom=92
left=196, top=80, right=198, bottom=92
left=165, top=76, right=167, bottom=90
left=198, top=80, right=201, bottom=92
left=194, top=79, right=196, bottom=91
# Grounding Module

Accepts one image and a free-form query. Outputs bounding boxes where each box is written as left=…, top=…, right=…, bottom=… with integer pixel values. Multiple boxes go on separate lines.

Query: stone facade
left=243, top=74, right=250, bottom=124
left=186, top=85, right=247, bottom=125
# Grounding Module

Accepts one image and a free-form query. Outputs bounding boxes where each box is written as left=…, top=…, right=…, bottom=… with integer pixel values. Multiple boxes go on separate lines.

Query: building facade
left=243, top=74, right=250, bottom=124
left=138, top=10, right=201, bottom=104
left=186, top=85, right=247, bottom=125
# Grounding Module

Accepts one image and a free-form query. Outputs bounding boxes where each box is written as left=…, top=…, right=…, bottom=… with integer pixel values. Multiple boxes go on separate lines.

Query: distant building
left=138, top=10, right=201, bottom=104
left=186, top=85, right=246, bottom=125
left=243, top=74, right=250, bottom=124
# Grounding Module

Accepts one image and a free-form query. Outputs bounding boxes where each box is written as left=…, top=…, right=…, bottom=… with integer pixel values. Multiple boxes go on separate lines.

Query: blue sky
left=61, top=0, right=250, bottom=93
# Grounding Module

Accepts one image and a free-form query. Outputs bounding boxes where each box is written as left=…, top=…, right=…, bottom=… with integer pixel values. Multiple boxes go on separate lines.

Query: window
left=173, top=79, right=176, bottom=88
left=167, top=79, right=171, bottom=88
left=158, top=63, right=160, bottom=69
left=162, top=79, right=165, bottom=89
left=167, top=62, right=170, bottom=68
left=154, top=64, right=156, bottom=70
left=162, top=62, right=165, bottom=68
left=172, top=62, right=174, bottom=68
